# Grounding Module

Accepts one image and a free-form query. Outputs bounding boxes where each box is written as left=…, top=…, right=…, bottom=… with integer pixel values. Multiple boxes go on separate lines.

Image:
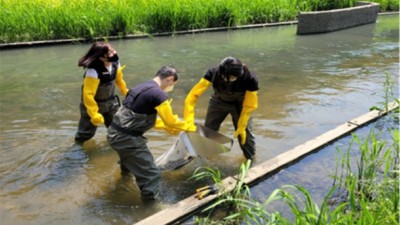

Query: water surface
left=0, top=15, right=398, bottom=225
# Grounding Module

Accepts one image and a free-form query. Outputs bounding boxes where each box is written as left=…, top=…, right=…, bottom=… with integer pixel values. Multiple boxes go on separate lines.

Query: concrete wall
left=297, top=1, right=380, bottom=35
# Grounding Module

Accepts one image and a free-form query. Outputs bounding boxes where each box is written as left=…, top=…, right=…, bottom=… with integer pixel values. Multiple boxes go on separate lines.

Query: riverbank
left=0, top=12, right=398, bottom=50
left=0, top=21, right=297, bottom=49
left=1, top=0, right=398, bottom=45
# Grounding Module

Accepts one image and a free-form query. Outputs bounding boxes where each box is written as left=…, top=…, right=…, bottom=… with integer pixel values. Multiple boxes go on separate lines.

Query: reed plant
left=332, top=128, right=399, bottom=224
left=0, top=0, right=141, bottom=42
left=190, top=165, right=223, bottom=185
left=190, top=124, right=399, bottom=224
left=370, top=73, right=400, bottom=115
left=191, top=160, right=286, bottom=224
left=306, top=0, right=356, bottom=11
left=2, top=0, right=396, bottom=43
left=371, top=0, right=400, bottom=11
left=262, top=126, right=398, bottom=224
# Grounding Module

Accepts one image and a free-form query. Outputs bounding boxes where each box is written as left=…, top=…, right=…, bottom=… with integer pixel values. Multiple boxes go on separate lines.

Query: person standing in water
left=184, top=57, right=259, bottom=160
left=75, top=42, right=129, bottom=144
left=107, top=65, right=196, bottom=200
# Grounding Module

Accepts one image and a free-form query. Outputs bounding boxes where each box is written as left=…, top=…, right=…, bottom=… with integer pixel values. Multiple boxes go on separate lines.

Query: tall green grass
left=370, top=73, right=400, bottom=113
left=331, top=128, right=399, bottom=224
left=1, top=0, right=396, bottom=43
left=0, top=0, right=140, bottom=42
left=371, top=0, right=400, bottom=11
left=191, top=125, right=399, bottom=224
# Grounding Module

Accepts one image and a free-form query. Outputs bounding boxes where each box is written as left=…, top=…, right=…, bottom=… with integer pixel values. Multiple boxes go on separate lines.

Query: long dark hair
left=78, top=42, right=111, bottom=68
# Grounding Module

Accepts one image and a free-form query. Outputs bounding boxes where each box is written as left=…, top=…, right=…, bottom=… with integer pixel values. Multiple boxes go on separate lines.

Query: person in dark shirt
left=107, top=65, right=195, bottom=200
left=184, top=57, right=259, bottom=160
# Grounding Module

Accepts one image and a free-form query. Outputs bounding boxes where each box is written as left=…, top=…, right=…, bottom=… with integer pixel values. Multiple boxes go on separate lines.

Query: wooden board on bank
left=136, top=101, right=398, bottom=225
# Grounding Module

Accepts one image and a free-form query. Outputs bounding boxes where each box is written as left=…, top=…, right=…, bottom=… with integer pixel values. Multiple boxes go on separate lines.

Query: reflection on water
left=0, top=15, right=398, bottom=224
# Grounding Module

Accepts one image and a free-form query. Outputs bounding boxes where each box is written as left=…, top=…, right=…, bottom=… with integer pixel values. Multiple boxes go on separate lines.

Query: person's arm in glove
left=82, top=77, right=104, bottom=126
left=154, top=118, right=180, bottom=135
left=234, top=91, right=258, bottom=145
left=115, top=65, right=128, bottom=96
left=184, top=78, right=211, bottom=125
left=156, top=99, right=196, bottom=132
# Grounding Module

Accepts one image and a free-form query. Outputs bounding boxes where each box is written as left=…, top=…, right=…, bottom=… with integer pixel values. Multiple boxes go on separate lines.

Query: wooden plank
left=243, top=123, right=357, bottom=184
left=135, top=176, right=238, bottom=225
left=136, top=102, right=398, bottom=225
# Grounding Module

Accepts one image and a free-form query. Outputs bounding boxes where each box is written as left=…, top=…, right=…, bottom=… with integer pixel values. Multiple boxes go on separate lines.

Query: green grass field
left=0, top=0, right=398, bottom=43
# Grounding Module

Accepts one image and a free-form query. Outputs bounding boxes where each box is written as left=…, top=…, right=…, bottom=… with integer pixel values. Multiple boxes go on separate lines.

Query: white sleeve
left=85, top=68, right=98, bottom=79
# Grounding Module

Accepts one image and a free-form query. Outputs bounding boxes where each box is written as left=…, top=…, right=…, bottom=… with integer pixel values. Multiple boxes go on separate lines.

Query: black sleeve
left=152, top=89, right=169, bottom=107
left=246, top=72, right=259, bottom=92
left=203, top=67, right=219, bottom=82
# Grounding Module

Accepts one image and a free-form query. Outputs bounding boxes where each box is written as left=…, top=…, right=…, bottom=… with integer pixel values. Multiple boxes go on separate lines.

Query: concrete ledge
left=297, top=1, right=380, bottom=34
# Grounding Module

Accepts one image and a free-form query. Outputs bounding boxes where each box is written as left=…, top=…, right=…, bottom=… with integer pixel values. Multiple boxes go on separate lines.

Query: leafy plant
left=191, top=160, right=285, bottom=224
left=370, top=72, right=399, bottom=115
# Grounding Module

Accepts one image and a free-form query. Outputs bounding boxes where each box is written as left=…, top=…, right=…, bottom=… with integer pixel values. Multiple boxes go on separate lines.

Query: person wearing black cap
left=184, top=57, right=259, bottom=160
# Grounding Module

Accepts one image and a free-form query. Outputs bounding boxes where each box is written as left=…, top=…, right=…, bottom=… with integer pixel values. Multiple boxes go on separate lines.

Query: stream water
left=0, top=14, right=398, bottom=225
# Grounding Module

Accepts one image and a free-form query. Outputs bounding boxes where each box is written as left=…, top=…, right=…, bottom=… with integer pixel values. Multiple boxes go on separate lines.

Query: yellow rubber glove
left=234, top=91, right=258, bottom=145
left=90, top=114, right=105, bottom=126
left=154, top=118, right=180, bottom=135
left=115, top=65, right=128, bottom=96
left=156, top=99, right=197, bottom=132
left=82, top=77, right=104, bottom=126
left=184, top=78, right=211, bottom=125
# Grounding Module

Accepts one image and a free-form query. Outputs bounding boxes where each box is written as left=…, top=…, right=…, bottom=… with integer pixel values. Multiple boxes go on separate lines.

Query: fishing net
left=155, top=124, right=233, bottom=171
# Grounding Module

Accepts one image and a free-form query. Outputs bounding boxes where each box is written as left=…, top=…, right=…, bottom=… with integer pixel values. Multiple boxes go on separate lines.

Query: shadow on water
left=0, top=15, right=398, bottom=224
